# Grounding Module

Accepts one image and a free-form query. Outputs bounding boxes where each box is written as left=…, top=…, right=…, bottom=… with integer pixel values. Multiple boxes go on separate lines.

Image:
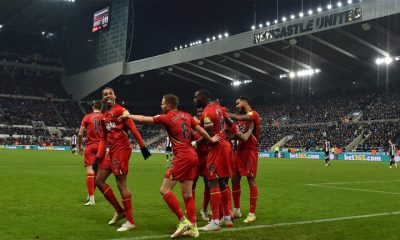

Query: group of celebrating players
left=77, top=87, right=260, bottom=238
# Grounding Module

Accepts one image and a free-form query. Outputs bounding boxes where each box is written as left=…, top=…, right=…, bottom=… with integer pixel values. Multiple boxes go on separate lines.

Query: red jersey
left=200, top=103, right=229, bottom=141
left=237, top=110, right=260, bottom=151
left=80, top=112, right=103, bottom=146
left=153, top=110, right=198, bottom=157
left=101, top=104, right=131, bottom=150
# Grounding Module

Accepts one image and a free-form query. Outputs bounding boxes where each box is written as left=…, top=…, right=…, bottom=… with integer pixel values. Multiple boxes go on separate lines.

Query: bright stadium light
left=184, top=44, right=187, bottom=48
left=190, top=43, right=193, bottom=47
left=282, top=69, right=321, bottom=79
left=179, top=45, right=182, bottom=49
left=299, top=12, right=304, bottom=17
left=224, top=32, right=229, bottom=37
left=337, top=1, right=343, bottom=7
left=212, top=36, right=216, bottom=40
left=174, top=47, right=177, bottom=50
left=274, top=19, right=278, bottom=24
left=327, top=4, right=332, bottom=9
left=231, top=81, right=241, bottom=86
left=308, top=9, right=313, bottom=15
left=251, top=25, right=255, bottom=30
left=375, top=56, right=393, bottom=65
left=282, top=16, right=287, bottom=22
left=347, top=0, right=353, bottom=4
left=266, top=21, right=271, bottom=26
left=231, top=79, right=252, bottom=87
left=206, top=38, right=210, bottom=42
left=317, top=7, right=322, bottom=12
left=259, top=23, right=263, bottom=28
left=218, top=34, right=222, bottom=39
left=0, top=25, right=3, bottom=29
left=290, top=14, right=295, bottom=19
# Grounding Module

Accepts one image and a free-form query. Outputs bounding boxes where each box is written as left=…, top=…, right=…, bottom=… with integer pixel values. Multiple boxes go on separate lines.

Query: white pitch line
left=307, top=180, right=400, bottom=185
left=110, top=211, right=400, bottom=240
left=306, top=184, right=400, bottom=195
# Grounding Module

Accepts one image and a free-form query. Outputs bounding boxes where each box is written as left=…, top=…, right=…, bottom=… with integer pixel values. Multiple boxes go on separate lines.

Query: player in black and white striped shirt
left=388, top=139, right=397, bottom=168
left=71, top=134, right=77, bottom=155
left=323, top=139, right=331, bottom=166
left=165, top=136, right=173, bottom=162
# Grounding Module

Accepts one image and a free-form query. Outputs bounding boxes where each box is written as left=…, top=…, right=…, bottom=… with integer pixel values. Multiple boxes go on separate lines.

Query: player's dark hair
left=92, top=100, right=103, bottom=111
left=102, top=87, right=115, bottom=95
left=238, top=96, right=250, bottom=104
left=197, top=89, right=211, bottom=99
left=163, top=94, right=179, bottom=108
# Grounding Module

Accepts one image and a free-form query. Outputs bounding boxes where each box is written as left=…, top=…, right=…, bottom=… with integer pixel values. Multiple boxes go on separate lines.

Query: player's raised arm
left=236, top=121, right=254, bottom=142
left=227, top=112, right=252, bottom=121
left=118, top=114, right=154, bottom=124
left=124, top=117, right=151, bottom=160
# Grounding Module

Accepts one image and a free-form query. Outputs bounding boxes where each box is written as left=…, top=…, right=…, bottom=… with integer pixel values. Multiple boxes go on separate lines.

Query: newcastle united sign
left=254, top=8, right=362, bottom=44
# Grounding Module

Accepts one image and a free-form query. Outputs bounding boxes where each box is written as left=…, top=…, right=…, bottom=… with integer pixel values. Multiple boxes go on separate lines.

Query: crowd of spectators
left=1, top=91, right=400, bottom=149
left=0, top=67, right=68, bottom=98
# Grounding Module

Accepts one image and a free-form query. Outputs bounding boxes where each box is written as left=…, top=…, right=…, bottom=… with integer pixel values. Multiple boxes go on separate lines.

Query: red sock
left=226, top=185, right=232, bottom=210
left=184, top=196, right=196, bottom=225
left=163, top=192, right=184, bottom=220
left=122, top=193, right=135, bottom=224
left=192, top=188, right=196, bottom=201
left=93, top=173, right=97, bottom=193
left=220, top=188, right=231, bottom=217
left=249, top=185, right=258, bottom=214
left=209, top=186, right=221, bottom=221
left=86, top=173, right=95, bottom=196
left=232, top=183, right=241, bottom=209
left=219, top=202, right=223, bottom=219
left=101, top=184, right=123, bottom=213
left=202, top=189, right=210, bottom=211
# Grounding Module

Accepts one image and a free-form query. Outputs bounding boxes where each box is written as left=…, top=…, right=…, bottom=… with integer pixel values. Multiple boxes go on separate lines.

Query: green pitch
left=0, top=149, right=399, bottom=240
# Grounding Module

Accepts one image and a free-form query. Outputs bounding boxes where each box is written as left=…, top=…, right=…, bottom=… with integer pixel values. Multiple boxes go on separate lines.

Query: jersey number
left=93, top=120, right=101, bottom=133
left=181, top=122, right=190, bottom=140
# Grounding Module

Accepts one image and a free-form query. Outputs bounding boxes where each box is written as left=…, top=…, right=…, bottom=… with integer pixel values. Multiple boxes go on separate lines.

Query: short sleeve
left=153, top=114, right=166, bottom=124
left=80, top=115, right=88, bottom=128
left=190, top=116, right=199, bottom=128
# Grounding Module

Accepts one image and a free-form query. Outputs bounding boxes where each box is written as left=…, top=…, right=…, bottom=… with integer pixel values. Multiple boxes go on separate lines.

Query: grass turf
left=0, top=149, right=399, bottom=240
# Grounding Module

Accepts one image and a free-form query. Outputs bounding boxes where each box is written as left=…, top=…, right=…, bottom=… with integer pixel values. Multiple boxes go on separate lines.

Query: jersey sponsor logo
left=105, top=121, right=116, bottom=131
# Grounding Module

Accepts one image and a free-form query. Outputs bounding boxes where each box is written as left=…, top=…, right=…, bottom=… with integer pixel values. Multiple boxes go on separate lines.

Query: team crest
left=112, top=159, right=118, bottom=168
left=208, top=163, right=215, bottom=173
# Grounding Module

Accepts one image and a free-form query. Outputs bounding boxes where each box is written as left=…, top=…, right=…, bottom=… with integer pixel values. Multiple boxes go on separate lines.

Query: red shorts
left=206, top=140, right=232, bottom=180
left=197, top=154, right=208, bottom=177
left=84, top=144, right=99, bottom=166
left=236, top=149, right=258, bottom=177
left=165, top=154, right=198, bottom=181
left=99, top=147, right=132, bottom=176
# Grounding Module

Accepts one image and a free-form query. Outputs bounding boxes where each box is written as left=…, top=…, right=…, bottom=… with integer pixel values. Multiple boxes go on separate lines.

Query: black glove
left=140, top=146, right=151, bottom=160
left=92, top=157, right=100, bottom=172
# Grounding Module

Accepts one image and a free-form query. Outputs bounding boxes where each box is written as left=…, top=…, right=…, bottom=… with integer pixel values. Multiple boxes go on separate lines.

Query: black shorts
left=72, top=144, right=76, bottom=148
left=324, top=151, right=329, bottom=157
left=166, top=146, right=172, bottom=152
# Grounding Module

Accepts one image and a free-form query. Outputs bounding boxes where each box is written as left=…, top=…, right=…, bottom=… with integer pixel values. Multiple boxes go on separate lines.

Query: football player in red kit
left=93, top=87, right=151, bottom=232
left=77, top=100, right=104, bottom=206
left=228, top=96, right=260, bottom=223
left=119, top=94, right=220, bottom=238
